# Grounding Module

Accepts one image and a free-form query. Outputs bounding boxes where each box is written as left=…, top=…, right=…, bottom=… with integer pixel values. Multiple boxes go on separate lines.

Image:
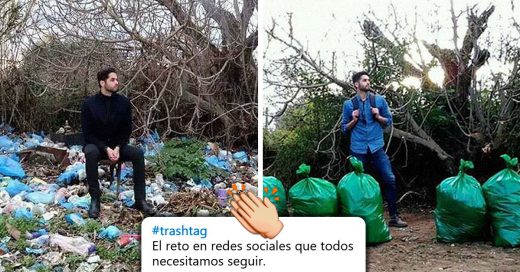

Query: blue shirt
left=341, top=94, right=393, bottom=154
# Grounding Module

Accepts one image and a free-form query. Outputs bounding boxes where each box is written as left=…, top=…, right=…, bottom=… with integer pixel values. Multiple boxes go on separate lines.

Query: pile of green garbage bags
left=434, top=159, right=487, bottom=242
left=337, top=157, right=391, bottom=244
left=265, top=160, right=391, bottom=244
left=288, top=164, right=338, bottom=216
left=435, top=155, right=520, bottom=247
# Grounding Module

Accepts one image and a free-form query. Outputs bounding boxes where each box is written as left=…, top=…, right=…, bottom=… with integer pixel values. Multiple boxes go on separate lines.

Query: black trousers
left=84, top=144, right=146, bottom=201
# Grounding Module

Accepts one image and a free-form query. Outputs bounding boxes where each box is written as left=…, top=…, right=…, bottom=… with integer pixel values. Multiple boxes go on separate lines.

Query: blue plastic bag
left=0, top=156, right=26, bottom=178
left=13, top=208, right=34, bottom=219
left=99, top=226, right=122, bottom=240
left=26, top=248, right=45, bottom=255
left=120, top=166, right=133, bottom=180
left=205, top=155, right=231, bottom=171
left=119, top=191, right=135, bottom=207
left=232, top=151, right=249, bottom=163
left=199, top=179, right=212, bottom=189
left=65, top=213, right=85, bottom=226
left=25, top=191, right=56, bottom=204
left=6, top=179, right=31, bottom=196
left=60, top=201, right=75, bottom=210
left=57, top=171, right=77, bottom=185
left=57, top=163, right=85, bottom=185
left=0, top=242, right=9, bottom=254
left=0, top=136, right=13, bottom=151
left=68, top=195, right=91, bottom=210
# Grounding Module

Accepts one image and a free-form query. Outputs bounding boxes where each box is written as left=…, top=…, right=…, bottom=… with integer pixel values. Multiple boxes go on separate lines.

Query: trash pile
left=0, top=124, right=257, bottom=270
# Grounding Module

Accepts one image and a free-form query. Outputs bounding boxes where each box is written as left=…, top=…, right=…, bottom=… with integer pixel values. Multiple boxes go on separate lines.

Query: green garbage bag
left=263, top=176, right=287, bottom=215
left=337, top=157, right=391, bottom=243
left=483, top=154, right=520, bottom=247
left=434, top=159, right=487, bottom=243
left=288, top=164, right=338, bottom=216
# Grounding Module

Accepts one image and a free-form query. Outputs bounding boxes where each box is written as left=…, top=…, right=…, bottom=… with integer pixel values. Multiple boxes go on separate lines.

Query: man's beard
left=360, top=85, right=370, bottom=92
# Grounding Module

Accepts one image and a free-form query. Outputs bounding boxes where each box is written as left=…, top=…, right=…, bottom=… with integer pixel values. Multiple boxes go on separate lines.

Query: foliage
left=64, top=253, right=84, bottom=270
left=152, top=138, right=225, bottom=180
left=97, top=243, right=139, bottom=262
left=264, top=72, right=346, bottom=185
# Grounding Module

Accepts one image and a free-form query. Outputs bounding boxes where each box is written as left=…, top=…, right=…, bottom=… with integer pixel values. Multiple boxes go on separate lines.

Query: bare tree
left=1, top=0, right=257, bottom=147
left=265, top=3, right=519, bottom=177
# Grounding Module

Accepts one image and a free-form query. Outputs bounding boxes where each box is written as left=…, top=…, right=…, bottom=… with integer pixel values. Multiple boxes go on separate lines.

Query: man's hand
left=371, top=107, right=380, bottom=117
left=352, top=109, right=360, bottom=120
left=106, top=147, right=120, bottom=162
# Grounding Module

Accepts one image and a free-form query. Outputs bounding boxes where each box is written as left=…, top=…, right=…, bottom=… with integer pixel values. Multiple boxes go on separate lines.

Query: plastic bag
left=50, top=234, right=96, bottom=256
left=263, top=176, right=287, bottom=215
left=68, top=195, right=91, bottom=210
left=483, top=154, right=520, bottom=247
left=65, top=213, right=86, bottom=226
left=288, top=164, right=338, bottom=216
left=119, top=190, right=135, bottom=207
left=0, top=135, right=14, bottom=151
left=13, top=208, right=34, bottom=219
left=337, top=157, right=391, bottom=243
left=118, top=234, right=140, bottom=247
left=205, top=155, right=232, bottom=171
left=99, top=226, right=122, bottom=240
left=434, top=159, right=487, bottom=242
left=25, top=191, right=56, bottom=205
left=233, top=151, right=249, bottom=163
left=6, top=179, right=31, bottom=197
left=0, top=156, right=26, bottom=178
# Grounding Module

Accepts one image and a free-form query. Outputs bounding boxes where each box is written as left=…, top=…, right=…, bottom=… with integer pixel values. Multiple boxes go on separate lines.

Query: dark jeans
left=351, top=148, right=398, bottom=217
left=84, top=144, right=146, bottom=201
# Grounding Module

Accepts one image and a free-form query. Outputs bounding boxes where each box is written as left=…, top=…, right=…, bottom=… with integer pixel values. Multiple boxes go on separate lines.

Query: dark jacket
left=81, top=92, right=132, bottom=151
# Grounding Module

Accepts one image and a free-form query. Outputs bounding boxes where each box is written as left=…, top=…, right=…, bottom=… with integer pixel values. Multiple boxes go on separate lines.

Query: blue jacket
left=81, top=92, right=132, bottom=151
left=341, top=94, right=392, bottom=154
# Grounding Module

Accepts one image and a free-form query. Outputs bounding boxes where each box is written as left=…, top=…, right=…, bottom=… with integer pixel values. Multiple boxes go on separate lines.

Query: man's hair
left=97, top=67, right=117, bottom=88
left=352, top=71, right=369, bottom=84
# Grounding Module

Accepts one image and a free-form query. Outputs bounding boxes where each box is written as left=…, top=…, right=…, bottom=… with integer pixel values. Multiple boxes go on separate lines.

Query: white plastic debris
left=149, top=195, right=167, bottom=206
left=155, top=173, right=165, bottom=187
left=42, top=211, right=58, bottom=221
left=76, top=262, right=99, bottom=272
left=87, top=255, right=101, bottom=263
left=0, top=190, right=10, bottom=206
left=197, top=209, right=210, bottom=216
left=50, top=234, right=95, bottom=257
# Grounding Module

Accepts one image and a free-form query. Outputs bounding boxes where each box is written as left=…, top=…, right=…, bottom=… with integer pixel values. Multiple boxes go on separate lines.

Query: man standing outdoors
left=341, top=71, right=407, bottom=227
left=81, top=67, right=155, bottom=218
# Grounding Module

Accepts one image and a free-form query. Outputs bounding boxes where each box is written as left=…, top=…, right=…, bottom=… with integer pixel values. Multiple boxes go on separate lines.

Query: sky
left=261, top=0, right=520, bottom=115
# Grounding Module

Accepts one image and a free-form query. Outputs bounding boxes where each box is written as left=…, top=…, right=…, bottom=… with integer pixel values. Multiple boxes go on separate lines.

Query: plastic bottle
left=217, top=188, right=228, bottom=207
left=50, top=234, right=96, bottom=256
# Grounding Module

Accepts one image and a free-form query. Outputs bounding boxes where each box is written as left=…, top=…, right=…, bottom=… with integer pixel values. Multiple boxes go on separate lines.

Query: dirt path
left=367, top=211, right=520, bottom=272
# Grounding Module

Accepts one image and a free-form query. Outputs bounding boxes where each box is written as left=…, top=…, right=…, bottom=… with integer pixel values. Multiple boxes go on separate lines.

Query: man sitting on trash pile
left=81, top=67, right=155, bottom=218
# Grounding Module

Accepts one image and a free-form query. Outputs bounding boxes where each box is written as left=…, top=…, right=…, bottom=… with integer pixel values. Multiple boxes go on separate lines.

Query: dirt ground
left=367, top=211, right=520, bottom=272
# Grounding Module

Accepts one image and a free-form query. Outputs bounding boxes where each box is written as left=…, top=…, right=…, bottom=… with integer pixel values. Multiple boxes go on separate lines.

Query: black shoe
left=88, top=196, right=101, bottom=219
left=133, top=200, right=156, bottom=216
left=389, top=215, right=408, bottom=228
